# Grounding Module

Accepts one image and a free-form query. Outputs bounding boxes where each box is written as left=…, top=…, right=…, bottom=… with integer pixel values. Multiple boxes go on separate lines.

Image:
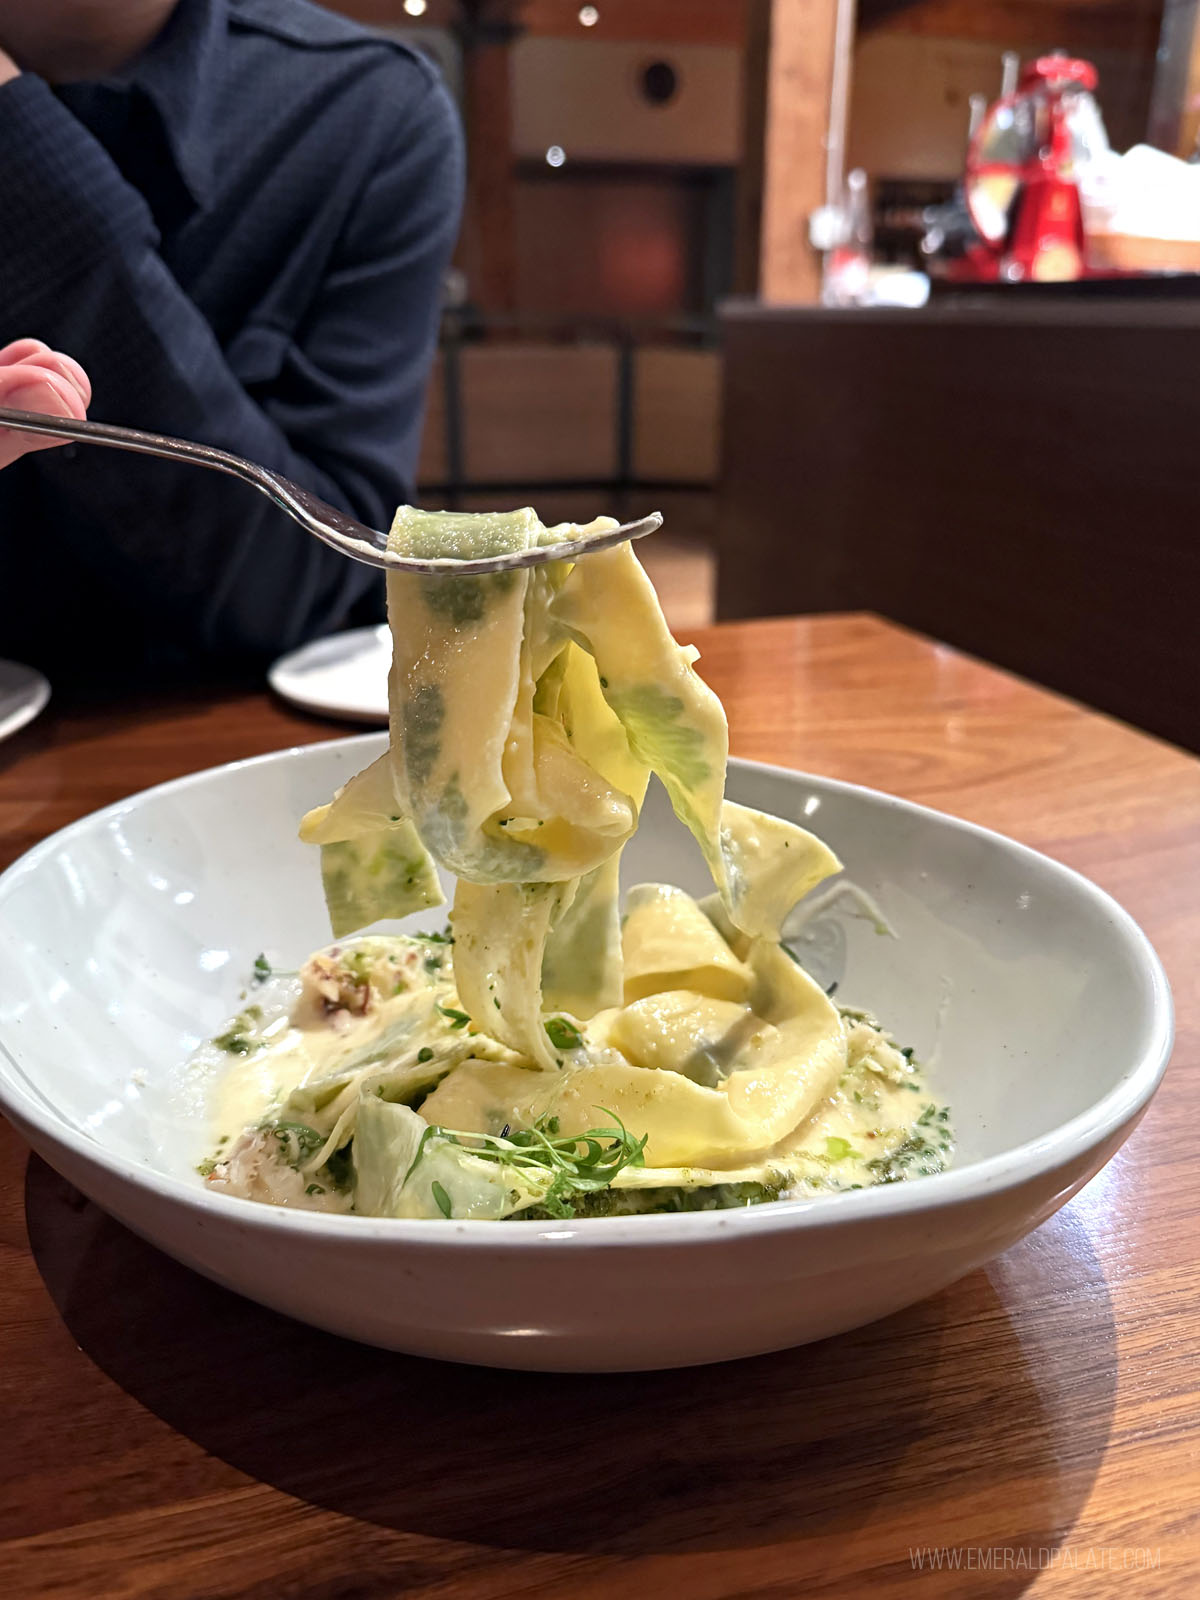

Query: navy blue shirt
left=0, top=0, right=463, bottom=676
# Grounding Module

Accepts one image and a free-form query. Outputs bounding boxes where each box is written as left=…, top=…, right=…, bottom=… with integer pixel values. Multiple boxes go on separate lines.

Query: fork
left=0, top=407, right=662, bottom=574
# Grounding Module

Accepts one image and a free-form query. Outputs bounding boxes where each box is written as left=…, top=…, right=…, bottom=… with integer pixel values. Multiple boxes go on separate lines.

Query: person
left=0, top=340, right=91, bottom=470
left=0, top=0, right=463, bottom=677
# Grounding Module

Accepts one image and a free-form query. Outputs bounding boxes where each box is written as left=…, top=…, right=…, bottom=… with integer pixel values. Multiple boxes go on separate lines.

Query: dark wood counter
left=718, top=297, right=1200, bottom=751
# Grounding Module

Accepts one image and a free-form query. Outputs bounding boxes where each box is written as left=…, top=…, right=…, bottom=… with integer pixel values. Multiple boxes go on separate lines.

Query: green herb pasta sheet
left=200, top=510, right=952, bottom=1219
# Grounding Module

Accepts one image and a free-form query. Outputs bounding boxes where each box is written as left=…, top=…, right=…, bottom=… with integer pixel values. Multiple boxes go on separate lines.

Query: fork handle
left=0, top=405, right=665, bottom=575
left=0, top=406, right=263, bottom=490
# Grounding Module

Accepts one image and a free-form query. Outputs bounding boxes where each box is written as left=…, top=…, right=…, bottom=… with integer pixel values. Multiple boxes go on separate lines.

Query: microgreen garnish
left=408, top=1109, right=648, bottom=1221
left=403, top=1124, right=438, bottom=1185
left=250, top=955, right=297, bottom=983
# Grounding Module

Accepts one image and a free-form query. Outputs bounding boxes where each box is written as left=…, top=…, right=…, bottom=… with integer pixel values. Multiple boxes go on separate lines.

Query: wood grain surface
left=1, top=613, right=1197, bottom=1598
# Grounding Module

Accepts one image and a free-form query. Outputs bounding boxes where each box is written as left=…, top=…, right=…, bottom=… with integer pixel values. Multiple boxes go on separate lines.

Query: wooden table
left=1, top=614, right=1197, bottom=1598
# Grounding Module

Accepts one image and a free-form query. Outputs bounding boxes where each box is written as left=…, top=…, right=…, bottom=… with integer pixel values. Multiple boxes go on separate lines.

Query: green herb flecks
left=437, top=1005, right=471, bottom=1030
left=519, top=1177, right=785, bottom=1220
left=866, top=1118, right=953, bottom=1184
left=544, top=1015, right=583, bottom=1051
left=213, top=1032, right=259, bottom=1056
left=213, top=1005, right=266, bottom=1055
left=402, top=684, right=446, bottom=787
left=268, top=1121, right=324, bottom=1164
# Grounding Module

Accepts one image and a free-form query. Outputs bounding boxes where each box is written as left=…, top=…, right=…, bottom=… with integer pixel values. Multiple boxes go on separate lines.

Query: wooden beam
left=859, top=0, right=1164, bottom=54
left=751, top=0, right=855, bottom=304
left=515, top=0, right=750, bottom=46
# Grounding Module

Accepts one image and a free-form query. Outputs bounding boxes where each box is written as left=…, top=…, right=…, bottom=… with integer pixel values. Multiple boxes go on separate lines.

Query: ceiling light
left=546, top=145, right=566, bottom=168
left=403, top=0, right=427, bottom=15
left=579, top=6, right=599, bottom=25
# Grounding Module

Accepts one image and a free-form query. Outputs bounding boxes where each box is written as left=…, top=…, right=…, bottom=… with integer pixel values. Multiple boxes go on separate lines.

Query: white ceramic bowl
left=0, top=736, right=1172, bottom=1371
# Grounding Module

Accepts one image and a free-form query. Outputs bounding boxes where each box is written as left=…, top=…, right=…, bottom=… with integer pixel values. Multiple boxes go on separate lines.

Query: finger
left=0, top=364, right=86, bottom=418
left=21, top=348, right=92, bottom=407
left=0, top=338, right=53, bottom=369
left=0, top=368, right=87, bottom=467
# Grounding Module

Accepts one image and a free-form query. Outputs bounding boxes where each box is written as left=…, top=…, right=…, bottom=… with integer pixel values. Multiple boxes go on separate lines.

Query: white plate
left=0, top=738, right=1173, bottom=1370
left=0, top=659, right=50, bottom=743
left=268, top=626, right=389, bottom=724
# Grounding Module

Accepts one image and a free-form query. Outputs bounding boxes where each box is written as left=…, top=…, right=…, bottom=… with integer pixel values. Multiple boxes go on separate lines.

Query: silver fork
left=0, top=407, right=662, bottom=574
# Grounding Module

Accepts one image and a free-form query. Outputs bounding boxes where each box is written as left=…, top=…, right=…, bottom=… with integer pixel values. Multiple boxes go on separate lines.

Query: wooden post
left=733, top=0, right=772, bottom=296
left=1149, top=0, right=1200, bottom=156
left=743, top=0, right=856, bottom=304
left=457, top=3, right=520, bottom=315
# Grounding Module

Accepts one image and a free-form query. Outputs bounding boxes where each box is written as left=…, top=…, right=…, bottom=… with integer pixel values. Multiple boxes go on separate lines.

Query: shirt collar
left=105, top=0, right=226, bottom=211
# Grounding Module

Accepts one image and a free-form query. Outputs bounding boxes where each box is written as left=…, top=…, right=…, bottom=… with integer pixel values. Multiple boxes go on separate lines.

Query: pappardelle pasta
left=199, top=509, right=952, bottom=1219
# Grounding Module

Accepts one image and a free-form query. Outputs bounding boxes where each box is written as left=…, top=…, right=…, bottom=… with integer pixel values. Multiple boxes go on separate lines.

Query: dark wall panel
left=718, top=298, right=1200, bottom=751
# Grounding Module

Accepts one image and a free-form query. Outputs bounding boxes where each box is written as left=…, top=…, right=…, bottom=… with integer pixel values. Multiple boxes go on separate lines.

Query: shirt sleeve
left=0, top=68, right=464, bottom=659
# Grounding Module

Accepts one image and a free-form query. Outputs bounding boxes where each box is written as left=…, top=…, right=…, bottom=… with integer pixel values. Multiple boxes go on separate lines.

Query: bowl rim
left=0, top=734, right=1175, bottom=1249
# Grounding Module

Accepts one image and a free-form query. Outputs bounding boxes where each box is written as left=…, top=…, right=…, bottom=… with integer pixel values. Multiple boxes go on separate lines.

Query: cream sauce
left=198, top=934, right=952, bottom=1214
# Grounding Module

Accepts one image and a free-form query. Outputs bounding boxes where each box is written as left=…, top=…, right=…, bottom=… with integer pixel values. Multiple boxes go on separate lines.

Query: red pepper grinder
left=966, top=53, right=1098, bottom=283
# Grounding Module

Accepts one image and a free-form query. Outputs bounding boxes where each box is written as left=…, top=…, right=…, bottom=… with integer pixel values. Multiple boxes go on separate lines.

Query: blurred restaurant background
left=335, top=0, right=1200, bottom=748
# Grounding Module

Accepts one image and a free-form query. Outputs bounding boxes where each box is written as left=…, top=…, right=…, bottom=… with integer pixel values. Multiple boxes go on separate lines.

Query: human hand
left=0, top=339, right=91, bottom=470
